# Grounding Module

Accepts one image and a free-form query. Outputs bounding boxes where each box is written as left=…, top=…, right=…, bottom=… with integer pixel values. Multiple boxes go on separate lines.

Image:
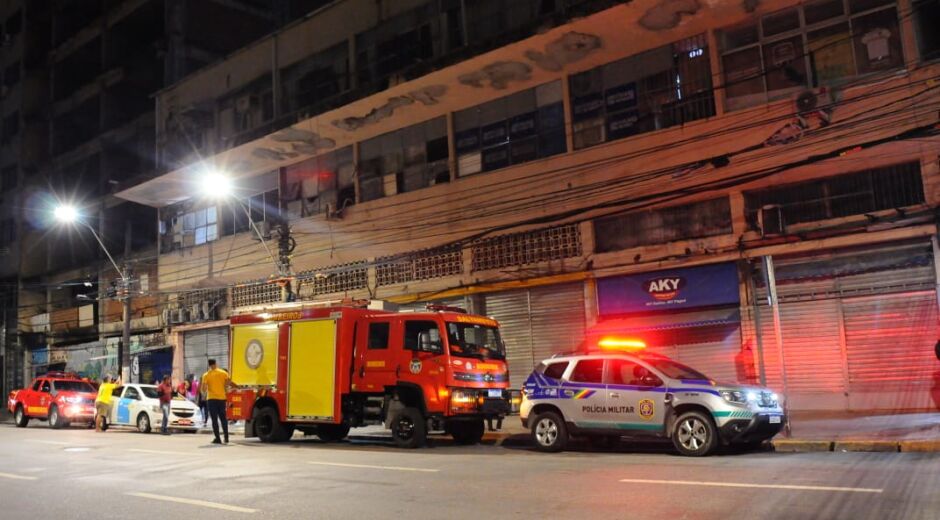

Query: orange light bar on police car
left=597, top=337, right=647, bottom=350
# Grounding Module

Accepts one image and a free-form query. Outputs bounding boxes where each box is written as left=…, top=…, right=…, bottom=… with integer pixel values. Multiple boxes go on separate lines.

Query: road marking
left=307, top=461, right=439, bottom=473
left=28, top=440, right=74, bottom=446
left=0, top=472, right=38, bottom=481
left=618, top=478, right=883, bottom=494
left=127, top=448, right=196, bottom=456
left=125, top=492, right=257, bottom=513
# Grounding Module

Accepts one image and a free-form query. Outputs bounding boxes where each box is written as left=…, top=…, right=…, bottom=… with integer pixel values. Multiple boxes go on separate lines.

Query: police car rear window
left=541, top=362, right=569, bottom=380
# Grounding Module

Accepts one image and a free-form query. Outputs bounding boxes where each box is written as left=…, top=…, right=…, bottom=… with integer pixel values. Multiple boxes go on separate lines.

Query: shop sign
left=598, top=262, right=740, bottom=315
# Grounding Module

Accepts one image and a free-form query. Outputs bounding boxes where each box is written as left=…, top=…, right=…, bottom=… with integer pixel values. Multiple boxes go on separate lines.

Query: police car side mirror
left=641, top=375, right=662, bottom=387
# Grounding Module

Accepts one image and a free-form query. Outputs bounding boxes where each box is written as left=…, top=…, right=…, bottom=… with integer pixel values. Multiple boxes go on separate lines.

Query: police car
left=520, top=338, right=785, bottom=456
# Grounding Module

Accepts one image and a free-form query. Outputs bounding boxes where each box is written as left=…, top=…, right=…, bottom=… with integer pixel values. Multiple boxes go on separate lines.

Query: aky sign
left=597, top=262, right=739, bottom=315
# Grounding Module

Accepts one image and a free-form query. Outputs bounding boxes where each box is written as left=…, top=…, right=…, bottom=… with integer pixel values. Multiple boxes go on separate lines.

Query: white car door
left=109, top=386, right=127, bottom=425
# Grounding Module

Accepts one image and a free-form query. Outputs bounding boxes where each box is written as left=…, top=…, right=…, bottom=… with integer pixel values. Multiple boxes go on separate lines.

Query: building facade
left=107, top=0, right=940, bottom=411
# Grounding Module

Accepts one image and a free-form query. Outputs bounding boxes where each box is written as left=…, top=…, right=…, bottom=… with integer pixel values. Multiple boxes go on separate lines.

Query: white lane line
left=28, top=440, right=75, bottom=446
left=307, top=461, right=439, bottom=473
left=0, top=472, right=38, bottom=481
left=619, top=478, right=883, bottom=494
left=124, top=492, right=257, bottom=513
left=127, top=448, right=197, bottom=456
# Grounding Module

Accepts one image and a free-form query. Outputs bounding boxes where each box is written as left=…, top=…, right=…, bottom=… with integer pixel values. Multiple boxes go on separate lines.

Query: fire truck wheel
left=14, top=405, right=29, bottom=427
left=391, top=407, right=426, bottom=449
left=254, top=406, right=293, bottom=443
left=448, top=420, right=485, bottom=445
left=316, top=423, right=350, bottom=442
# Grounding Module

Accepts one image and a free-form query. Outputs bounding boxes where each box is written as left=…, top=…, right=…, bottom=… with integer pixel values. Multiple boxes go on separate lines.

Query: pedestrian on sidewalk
left=94, top=375, right=120, bottom=432
left=157, top=375, right=173, bottom=435
left=201, top=359, right=234, bottom=444
left=176, top=377, right=190, bottom=400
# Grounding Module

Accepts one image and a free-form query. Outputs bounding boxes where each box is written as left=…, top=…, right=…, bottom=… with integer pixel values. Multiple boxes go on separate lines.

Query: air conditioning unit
left=758, top=204, right=785, bottom=237
left=794, top=88, right=835, bottom=126
left=253, top=220, right=272, bottom=240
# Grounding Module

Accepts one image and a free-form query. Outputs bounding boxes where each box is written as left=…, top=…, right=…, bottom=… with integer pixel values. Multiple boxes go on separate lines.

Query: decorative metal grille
left=297, top=261, right=369, bottom=297
left=231, top=281, right=281, bottom=309
left=376, top=245, right=463, bottom=287
left=471, top=224, right=582, bottom=272
left=180, top=288, right=227, bottom=309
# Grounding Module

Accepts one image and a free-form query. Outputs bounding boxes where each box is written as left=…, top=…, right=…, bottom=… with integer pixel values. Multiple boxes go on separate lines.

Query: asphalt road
left=1, top=422, right=938, bottom=520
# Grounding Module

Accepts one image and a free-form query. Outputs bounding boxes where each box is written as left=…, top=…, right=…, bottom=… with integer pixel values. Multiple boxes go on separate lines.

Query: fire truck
left=226, top=302, right=511, bottom=448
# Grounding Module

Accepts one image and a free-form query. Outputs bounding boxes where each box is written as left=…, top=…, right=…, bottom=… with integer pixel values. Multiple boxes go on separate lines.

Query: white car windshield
left=139, top=387, right=161, bottom=399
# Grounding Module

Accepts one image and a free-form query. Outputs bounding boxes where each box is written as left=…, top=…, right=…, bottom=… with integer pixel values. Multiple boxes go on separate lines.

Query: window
left=140, top=386, right=160, bottom=399
left=644, top=358, right=709, bottom=381
left=358, top=117, right=448, bottom=202
left=368, top=322, right=391, bottom=350
left=541, top=361, right=569, bottom=380
left=606, top=359, right=663, bottom=387
left=594, top=197, right=733, bottom=252
left=40, top=380, right=51, bottom=393
left=403, top=320, right=442, bottom=352
left=182, top=206, right=218, bottom=246
left=445, top=322, right=505, bottom=360
left=913, top=0, right=940, bottom=62
left=744, top=162, right=924, bottom=228
left=124, top=387, right=140, bottom=400
left=31, top=379, right=42, bottom=391
left=284, top=147, right=355, bottom=217
left=569, top=359, right=604, bottom=383
left=720, top=0, right=903, bottom=110
left=52, top=381, right=95, bottom=393
left=570, top=34, right=714, bottom=150
left=455, top=81, right=565, bottom=176
left=112, top=387, right=124, bottom=398
left=281, top=42, right=350, bottom=115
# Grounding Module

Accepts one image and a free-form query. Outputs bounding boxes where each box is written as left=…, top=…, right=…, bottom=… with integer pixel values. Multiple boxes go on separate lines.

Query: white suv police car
left=520, top=345, right=785, bottom=456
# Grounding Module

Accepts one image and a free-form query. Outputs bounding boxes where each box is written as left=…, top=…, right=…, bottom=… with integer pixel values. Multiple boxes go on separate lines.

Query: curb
left=834, top=441, right=899, bottom=452
left=772, top=440, right=833, bottom=453
left=774, top=439, right=940, bottom=453
left=899, top=440, right=940, bottom=452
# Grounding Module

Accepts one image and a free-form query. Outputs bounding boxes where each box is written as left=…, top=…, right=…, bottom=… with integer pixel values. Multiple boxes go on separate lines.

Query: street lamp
left=53, top=204, right=132, bottom=381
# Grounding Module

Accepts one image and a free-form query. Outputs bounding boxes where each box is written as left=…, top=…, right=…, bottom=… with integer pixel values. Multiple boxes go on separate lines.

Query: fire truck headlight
left=450, top=389, right=477, bottom=406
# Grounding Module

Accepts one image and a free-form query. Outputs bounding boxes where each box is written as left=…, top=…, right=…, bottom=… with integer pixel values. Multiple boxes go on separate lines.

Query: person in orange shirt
left=201, top=359, right=234, bottom=444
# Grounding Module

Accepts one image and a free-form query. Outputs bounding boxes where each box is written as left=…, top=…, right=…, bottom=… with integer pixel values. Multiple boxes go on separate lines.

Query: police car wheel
left=14, top=405, right=29, bottom=428
left=672, top=411, right=718, bottom=456
left=531, top=411, right=567, bottom=452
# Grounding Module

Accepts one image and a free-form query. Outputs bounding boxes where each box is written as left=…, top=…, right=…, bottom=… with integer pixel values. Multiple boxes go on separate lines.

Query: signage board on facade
left=597, top=262, right=740, bottom=315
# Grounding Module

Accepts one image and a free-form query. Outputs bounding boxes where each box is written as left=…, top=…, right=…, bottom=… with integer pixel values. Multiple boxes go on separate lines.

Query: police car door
left=564, top=358, right=610, bottom=429
left=605, top=358, right=666, bottom=433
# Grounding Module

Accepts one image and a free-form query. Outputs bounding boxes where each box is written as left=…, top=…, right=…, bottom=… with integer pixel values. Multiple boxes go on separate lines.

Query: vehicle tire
left=390, top=407, right=426, bottom=449
left=447, top=420, right=485, bottom=445
left=14, top=405, right=29, bottom=428
left=316, top=423, right=351, bottom=442
left=531, top=411, right=568, bottom=453
left=253, top=406, right=293, bottom=443
left=137, top=412, right=152, bottom=433
left=49, top=405, right=68, bottom=429
left=672, top=410, right=718, bottom=457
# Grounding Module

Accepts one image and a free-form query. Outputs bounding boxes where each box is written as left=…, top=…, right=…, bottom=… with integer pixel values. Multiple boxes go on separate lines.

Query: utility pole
left=119, top=221, right=133, bottom=382
left=275, top=218, right=296, bottom=302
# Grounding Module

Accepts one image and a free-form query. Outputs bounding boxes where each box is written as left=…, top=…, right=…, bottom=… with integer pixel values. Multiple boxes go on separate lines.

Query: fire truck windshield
left=446, top=322, right=506, bottom=361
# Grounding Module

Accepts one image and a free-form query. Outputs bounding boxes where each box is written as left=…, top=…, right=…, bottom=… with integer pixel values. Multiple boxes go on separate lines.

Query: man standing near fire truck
left=201, top=359, right=233, bottom=444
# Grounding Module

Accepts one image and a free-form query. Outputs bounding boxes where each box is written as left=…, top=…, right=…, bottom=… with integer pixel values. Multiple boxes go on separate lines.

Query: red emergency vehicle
left=7, top=372, right=98, bottom=429
left=226, top=303, right=511, bottom=448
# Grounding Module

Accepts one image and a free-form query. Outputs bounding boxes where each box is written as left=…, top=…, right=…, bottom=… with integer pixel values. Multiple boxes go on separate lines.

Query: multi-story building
left=118, top=0, right=940, bottom=412
left=1, top=0, right=322, bottom=395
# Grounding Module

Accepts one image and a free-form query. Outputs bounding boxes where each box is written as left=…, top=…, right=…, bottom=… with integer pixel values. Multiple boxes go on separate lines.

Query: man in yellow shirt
left=95, top=375, right=121, bottom=432
left=201, top=359, right=233, bottom=444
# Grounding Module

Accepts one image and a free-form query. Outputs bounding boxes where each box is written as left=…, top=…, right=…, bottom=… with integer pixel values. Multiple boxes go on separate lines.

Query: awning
left=588, top=309, right=741, bottom=335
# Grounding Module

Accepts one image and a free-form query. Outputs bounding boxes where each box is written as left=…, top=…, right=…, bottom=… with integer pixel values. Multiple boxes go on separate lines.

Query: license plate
left=178, top=419, right=193, bottom=425
left=487, top=389, right=503, bottom=398
left=769, top=415, right=781, bottom=424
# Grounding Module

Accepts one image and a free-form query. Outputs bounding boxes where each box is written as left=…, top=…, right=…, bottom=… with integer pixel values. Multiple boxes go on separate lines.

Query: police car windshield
left=51, top=381, right=95, bottom=393
left=446, top=322, right=505, bottom=360
left=643, top=358, right=709, bottom=381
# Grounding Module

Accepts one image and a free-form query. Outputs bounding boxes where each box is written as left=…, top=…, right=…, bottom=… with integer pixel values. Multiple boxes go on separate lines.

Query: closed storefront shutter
left=207, top=327, right=230, bottom=372
left=184, top=327, right=230, bottom=377
left=483, top=283, right=586, bottom=388
left=671, top=326, right=743, bottom=385
left=843, top=291, right=938, bottom=409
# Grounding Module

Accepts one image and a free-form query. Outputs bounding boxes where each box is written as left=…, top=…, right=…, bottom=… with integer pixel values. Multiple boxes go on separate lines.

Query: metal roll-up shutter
left=184, top=330, right=208, bottom=377
left=528, top=283, right=586, bottom=368
left=483, top=290, right=533, bottom=388
left=206, top=327, right=230, bottom=372
left=757, top=299, right=846, bottom=397
left=672, top=326, right=742, bottom=385
left=843, top=291, right=937, bottom=400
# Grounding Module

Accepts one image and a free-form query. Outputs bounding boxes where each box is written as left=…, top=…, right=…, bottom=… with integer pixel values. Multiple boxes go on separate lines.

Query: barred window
left=594, top=197, right=732, bottom=253
left=232, top=282, right=281, bottom=309
left=181, top=288, right=226, bottom=310
left=471, top=224, right=582, bottom=272
left=744, top=162, right=924, bottom=228
left=376, top=245, right=462, bottom=287
left=298, top=261, right=369, bottom=297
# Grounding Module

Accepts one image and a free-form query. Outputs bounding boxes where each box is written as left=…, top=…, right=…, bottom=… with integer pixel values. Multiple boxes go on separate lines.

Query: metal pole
left=121, top=222, right=132, bottom=382
left=746, top=262, right=768, bottom=386
left=235, top=198, right=284, bottom=276
left=763, top=255, right=791, bottom=437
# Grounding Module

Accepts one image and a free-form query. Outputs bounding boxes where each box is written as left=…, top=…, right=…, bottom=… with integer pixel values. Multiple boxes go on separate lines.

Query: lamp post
left=54, top=204, right=132, bottom=380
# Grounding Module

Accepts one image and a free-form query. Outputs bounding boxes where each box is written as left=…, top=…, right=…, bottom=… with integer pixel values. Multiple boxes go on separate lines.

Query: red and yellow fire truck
left=226, top=303, right=511, bottom=448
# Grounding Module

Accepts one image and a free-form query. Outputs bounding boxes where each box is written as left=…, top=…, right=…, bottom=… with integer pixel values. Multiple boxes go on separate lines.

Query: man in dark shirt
left=157, top=375, right=173, bottom=435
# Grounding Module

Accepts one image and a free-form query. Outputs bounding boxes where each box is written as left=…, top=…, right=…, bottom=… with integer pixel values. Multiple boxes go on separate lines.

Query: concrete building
left=116, top=0, right=940, bottom=412
left=1, top=0, right=322, bottom=395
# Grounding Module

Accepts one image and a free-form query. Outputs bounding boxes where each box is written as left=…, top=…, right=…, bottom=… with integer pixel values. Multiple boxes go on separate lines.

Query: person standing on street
left=157, top=375, right=173, bottom=435
left=94, top=375, right=120, bottom=432
left=201, top=359, right=234, bottom=444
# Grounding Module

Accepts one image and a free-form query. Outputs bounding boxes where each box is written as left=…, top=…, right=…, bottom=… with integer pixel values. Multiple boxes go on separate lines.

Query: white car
left=108, top=384, right=203, bottom=433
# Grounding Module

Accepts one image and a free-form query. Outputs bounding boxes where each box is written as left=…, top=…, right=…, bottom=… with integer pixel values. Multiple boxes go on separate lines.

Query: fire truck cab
left=227, top=303, right=511, bottom=448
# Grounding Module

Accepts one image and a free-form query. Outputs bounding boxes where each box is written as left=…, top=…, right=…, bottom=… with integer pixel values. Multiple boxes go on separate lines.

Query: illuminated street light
left=200, top=168, right=233, bottom=199
left=53, top=204, right=79, bottom=223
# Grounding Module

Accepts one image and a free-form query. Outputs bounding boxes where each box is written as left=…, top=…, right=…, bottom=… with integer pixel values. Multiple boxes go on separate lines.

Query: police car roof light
left=597, top=337, right=647, bottom=351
